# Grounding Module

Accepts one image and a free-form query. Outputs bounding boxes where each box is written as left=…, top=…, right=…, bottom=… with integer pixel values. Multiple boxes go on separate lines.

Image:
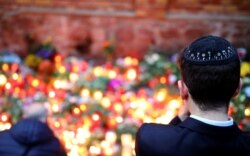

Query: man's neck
left=188, top=99, right=229, bottom=121
left=191, top=110, right=229, bottom=121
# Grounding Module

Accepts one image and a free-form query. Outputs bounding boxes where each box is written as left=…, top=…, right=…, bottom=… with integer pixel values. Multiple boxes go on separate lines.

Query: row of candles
left=0, top=53, right=249, bottom=155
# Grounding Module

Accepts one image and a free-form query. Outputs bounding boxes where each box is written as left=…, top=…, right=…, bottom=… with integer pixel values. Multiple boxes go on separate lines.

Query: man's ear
left=178, top=80, right=189, bottom=100
left=233, top=78, right=242, bottom=97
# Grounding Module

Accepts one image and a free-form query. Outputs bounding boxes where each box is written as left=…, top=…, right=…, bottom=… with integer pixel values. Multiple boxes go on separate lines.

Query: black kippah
left=184, top=35, right=239, bottom=65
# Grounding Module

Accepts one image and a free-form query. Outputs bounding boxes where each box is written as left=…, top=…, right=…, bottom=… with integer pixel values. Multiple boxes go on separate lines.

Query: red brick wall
left=0, top=0, right=250, bottom=58
left=0, top=0, right=135, bottom=11
left=169, top=0, right=250, bottom=13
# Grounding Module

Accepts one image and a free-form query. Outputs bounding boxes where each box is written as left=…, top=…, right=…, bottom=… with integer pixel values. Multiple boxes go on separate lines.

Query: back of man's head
left=178, top=35, right=240, bottom=110
left=23, top=102, right=48, bottom=122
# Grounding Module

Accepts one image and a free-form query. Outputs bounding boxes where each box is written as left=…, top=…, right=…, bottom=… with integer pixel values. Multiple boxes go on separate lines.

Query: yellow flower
left=24, top=54, right=42, bottom=69
left=241, top=62, right=250, bottom=77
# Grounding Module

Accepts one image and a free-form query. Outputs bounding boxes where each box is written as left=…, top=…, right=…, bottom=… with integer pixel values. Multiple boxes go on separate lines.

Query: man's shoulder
left=10, top=119, right=56, bottom=145
left=0, top=129, right=26, bottom=155
left=139, top=122, right=181, bottom=131
left=240, top=131, right=250, bottom=142
left=139, top=122, right=176, bottom=131
left=0, top=130, right=14, bottom=141
left=137, top=123, right=183, bottom=143
left=136, top=123, right=185, bottom=155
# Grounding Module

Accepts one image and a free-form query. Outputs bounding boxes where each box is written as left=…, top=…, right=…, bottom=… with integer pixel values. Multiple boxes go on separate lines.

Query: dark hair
left=177, top=48, right=240, bottom=111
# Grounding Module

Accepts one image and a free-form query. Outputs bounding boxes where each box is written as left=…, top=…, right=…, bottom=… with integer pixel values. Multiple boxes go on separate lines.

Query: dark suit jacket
left=135, top=116, right=250, bottom=156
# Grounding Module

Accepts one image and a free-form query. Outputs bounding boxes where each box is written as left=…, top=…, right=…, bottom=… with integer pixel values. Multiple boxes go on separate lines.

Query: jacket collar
left=179, top=117, right=241, bottom=136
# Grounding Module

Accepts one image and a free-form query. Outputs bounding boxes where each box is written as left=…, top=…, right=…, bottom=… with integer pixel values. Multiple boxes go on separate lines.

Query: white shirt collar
left=190, top=114, right=234, bottom=127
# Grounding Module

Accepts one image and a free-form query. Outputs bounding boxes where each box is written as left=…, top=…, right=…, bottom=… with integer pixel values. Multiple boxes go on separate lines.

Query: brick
left=0, top=0, right=13, bottom=4
left=34, top=0, right=52, bottom=6
left=238, top=6, right=250, bottom=13
left=209, top=0, right=221, bottom=5
left=135, top=0, right=167, bottom=18
left=221, top=0, right=232, bottom=5
left=185, top=28, right=208, bottom=40
left=116, top=26, right=134, bottom=42
left=177, top=0, right=199, bottom=5
left=136, top=9, right=166, bottom=18
left=15, top=0, right=32, bottom=4
left=0, top=0, right=250, bottom=58
left=204, top=5, right=223, bottom=12
left=160, top=29, right=181, bottom=40
left=199, top=0, right=210, bottom=4
left=223, top=5, right=237, bottom=13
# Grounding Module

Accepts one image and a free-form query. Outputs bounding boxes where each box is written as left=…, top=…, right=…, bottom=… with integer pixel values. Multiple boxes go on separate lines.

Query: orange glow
left=108, top=70, right=117, bottom=79
left=17, top=76, right=23, bottom=83
left=5, top=82, right=11, bottom=90
left=116, top=116, right=123, bottom=123
left=14, top=87, right=20, bottom=94
left=102, top=40, right=110, bottom=48
left=80, top=89, right=90, bottom=97
left=54, top=55, right=62, bottom=63
left=49, top=91, right=56, bottom=98
left=0, top=114, right=8, bottom=122
left=114, top=103, right=123, bottom=113
left=132, top=58, right=139, bottom=66
left=101, top=97, right=111, bottom=108
left=108, top=118, right=117, bottom=128
left=93, top=66, right=103, bottom=77
left=73, top=107, right=81, bottom=115
left=80, top=105, right=87, bottom=111
left=89, top=146, right=101, bottom=155
left=54, top=121, right=61, bottom=128
left=155, top=89, right=168, bottom=102
left=168, top=99, right=181, bottom=110
left=32, top=79, right=39, bottom=87
left=12, top=73, right=19, bottom=80
left=52, top=104, right=59, bottom=112
left=2, top=64, right=9, bottom=72
left=160, top=77, right=167, bottom=84
left=245, top=108, right=250, bottom=117
left=0, top=74, right=7, bottom=86
left=58, top=66, right=66, bottom=73
left=126, top=68, right=137, bottom=81
left=53, top=80, right=61, bottom=89
left=124, top=57, right=133, bottom=66
left=72, top=65, right=79, bottom=73
left=104, top=147, right=114, bottom=155
left=93, top=91, right=103, bottom=100
left=92, top=114, right=100, bottom=121
left=0, top=123, right=11, bottom=131
left=69, top=73, right=79, bottom=82
left=121, top=95, right=127, bottom=102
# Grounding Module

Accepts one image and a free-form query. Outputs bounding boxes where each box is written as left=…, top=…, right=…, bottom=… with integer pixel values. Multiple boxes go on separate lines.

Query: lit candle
left=0, top=74, right=7, bottom=86
left=93, top=90, right=103, bottom=101
left=245, top=107, right=250, bottom=116
left=101, top=97, right=111, bottom=108
left=105, top=131, right=117, bottom=144
left=93, top=66, right=104, bottom=77
left=69, top=73, right=79, bottom=83
left=121, top=134, right=133, bottom=156
left=80, top=89, right=90, bottom=97
left=121, top=134, right=132, bottom=147
left=126, top=68, right=137, bottom=81
left=89, top=145, right=101, bottom=155
left=155, top=88, right=168, bottom=102
left=54, top=54, right=62, bottom=63
left=31, top=79, right=39, bottom=87
left=168, top=99, right=181, bottom=110
left=108, top=70, right=117, bottom=79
